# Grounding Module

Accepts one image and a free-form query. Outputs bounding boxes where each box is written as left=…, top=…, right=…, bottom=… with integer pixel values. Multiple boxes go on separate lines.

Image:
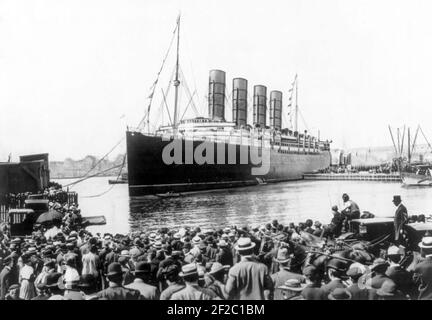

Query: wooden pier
left=303, top=173, right=401, bottom=182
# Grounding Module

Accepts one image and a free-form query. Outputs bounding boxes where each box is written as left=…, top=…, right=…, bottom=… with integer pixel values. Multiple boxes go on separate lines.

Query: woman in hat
left=19, top=253, right=37, bottom=300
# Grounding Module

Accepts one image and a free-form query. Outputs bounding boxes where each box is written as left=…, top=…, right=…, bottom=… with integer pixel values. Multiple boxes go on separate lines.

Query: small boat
left=156, top=192, right=182, bottom=198
left=82, top=215, right=107, bottom=226
left=108, top=173, right=128, bottom=184
left=256, top=178, right=267, bottom=185
left=108, top=179, right=128, bottom=184
left=401, top=165, right=432, bottom=187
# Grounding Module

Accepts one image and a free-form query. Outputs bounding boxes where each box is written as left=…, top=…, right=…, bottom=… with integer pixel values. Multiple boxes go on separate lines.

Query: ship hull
left=126, top=131, right=331, bottom=196
left=401, top=173, right=432, bottom=186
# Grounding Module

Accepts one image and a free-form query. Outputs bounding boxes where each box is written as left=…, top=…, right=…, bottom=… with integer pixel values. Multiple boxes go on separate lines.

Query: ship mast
left=173, top=15, right=181, bottom=135
left=295, top=76, right=298, bottom=133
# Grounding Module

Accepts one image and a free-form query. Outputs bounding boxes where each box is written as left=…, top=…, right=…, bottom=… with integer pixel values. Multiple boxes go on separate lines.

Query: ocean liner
left=126, top=17, right=331, bottom=197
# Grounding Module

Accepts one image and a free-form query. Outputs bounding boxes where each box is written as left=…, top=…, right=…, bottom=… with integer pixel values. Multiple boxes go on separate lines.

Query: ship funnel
left=208, top=70, right=226, bottom=121
left=253, top=85, right=267, bottom=127
left=232, top=78, right=248, bottom=127
left=269, top=90, right=282, bottom=131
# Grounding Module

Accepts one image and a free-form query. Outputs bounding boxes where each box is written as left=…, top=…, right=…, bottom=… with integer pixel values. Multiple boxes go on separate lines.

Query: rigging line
left=388, top=125, right=398, bottom=156
left=419, top=126, right=432, bottom=153
left=76, top=137, right=125, bottom=180
left=400, top=125, right=406, bottom=156
left=152, top=65, right=177, bottom=129
left=136, top=20, right=179, bottom=130
left=81, top=154, right=127, bottom=198
left=161, top=88, right=173, bottom=126
left=63, top=164, right=124, bottom=188
left=411, top=125, right=420, bottom=156
left=183, top=31, right=201, bottom=112
left=179, top=67, right=199, bottom=116
left=298, top=108, right=309, bottom=132
left=180, top=90, right=197, bottom=121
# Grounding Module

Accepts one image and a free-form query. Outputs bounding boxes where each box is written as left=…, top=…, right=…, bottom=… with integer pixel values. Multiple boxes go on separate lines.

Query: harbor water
left=55, top=176, right=432, bottom=235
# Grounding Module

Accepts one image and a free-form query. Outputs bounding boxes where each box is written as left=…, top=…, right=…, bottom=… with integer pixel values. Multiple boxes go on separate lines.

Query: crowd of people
left=0, top=192, right=432, bottom=300
left=1, top=183, right=73, bottom=211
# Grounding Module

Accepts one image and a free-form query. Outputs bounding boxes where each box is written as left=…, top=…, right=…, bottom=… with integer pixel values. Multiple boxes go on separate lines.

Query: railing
left=0, top=191, right=79, bottom=223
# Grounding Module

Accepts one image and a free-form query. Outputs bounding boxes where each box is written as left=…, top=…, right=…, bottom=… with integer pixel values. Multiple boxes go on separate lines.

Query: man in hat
left=160, top=264, right=185, bottom=300
left=392, top=195, right=408, bottom=243
left=346, top=263, right=369, bottom=300
left=63, top=272, right=85, bottom=300
left=341, top=193, right=360, bottom=232
left=46, top=272, right=66, bottom=300
left=215, top=239, right=233, bottom=267
left=413, top=236, right=432, bottom=300
left=82, top=245, right=101, bottom=286
left=225, top=237, right=274, bottom=300
left=125, top=262, right=159, bottom=300
left=301, top=265, right=326, bottom=300
left=313, top=221, right=324, bottom=237
left=278, top=279, right=307, bottom=300
left=96, top=262, right=141, bottom=300
left=4, top=284, right=23, bottom=300
left=0, top=252, right=19, bottom=300
left=271, top=247, right=306, bottom=300
left=205, top=262, right=229, bottom=300
left=328, top=205, right=344, bottom=238
left=34, top=260, right=56, bottom=295
left=385, top=245, right=414, bottom=298
left=321, top=258, right=348, bottom=299
left=78, top=274, right=99, bottom=300
left=368, top=258, right=394, bottom=290
left=170, top=263, right=218, bottom=300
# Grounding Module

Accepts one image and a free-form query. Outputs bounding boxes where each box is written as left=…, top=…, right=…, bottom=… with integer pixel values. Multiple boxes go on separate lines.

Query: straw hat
left=419, top=237, right=432, bottom=249
left=179, top=263, right=198, bottom=277
left=278, top=279, right=307, bottom=292
left=234, top=238, right=256, bottom=251
left=191, top=236, right=201, bottom=245
left=208, top=262, right=229, bottom=275
left=217, top=240, right=228, bottom=247
left=275, top=247, right=291, bottom=264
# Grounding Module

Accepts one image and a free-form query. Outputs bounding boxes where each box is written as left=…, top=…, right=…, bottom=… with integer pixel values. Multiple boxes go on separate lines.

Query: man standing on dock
left=341, top=194, right=361, bottom=232
left=393, top=195, right=408, bottom=243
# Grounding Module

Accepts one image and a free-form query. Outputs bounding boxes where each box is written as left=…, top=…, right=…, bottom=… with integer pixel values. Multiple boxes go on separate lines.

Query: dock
left=303, top=173, right=402, bottom=182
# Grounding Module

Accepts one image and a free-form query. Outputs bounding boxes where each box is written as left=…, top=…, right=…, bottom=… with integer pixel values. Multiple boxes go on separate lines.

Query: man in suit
left=225, top=237, right=274, bottom=300
left=393, top=195, right=408, bottom=243
left=96, top=262, right=141, bottom=300
left=413, top=237, right=432, bottom=300
left=301, top=265, right=326, bottom=300
left=0, top=253, right=19, bottom=300
left=271, top=247, right=306, bottom=300
left=346, top=263, right=369, bottom=300
left=125, top=262, right=159, bottom=300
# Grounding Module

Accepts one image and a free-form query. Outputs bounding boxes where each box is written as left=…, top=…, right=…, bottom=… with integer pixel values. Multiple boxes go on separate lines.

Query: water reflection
left=58, top=177, right=432, bottom=235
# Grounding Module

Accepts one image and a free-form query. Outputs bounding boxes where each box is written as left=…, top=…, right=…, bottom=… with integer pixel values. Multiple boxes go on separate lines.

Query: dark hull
left=126, top=131, right=331, bottom=196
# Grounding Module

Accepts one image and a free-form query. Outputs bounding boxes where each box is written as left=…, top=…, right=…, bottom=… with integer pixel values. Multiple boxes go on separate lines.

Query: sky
left=1, top=0, right=432, bottom=161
